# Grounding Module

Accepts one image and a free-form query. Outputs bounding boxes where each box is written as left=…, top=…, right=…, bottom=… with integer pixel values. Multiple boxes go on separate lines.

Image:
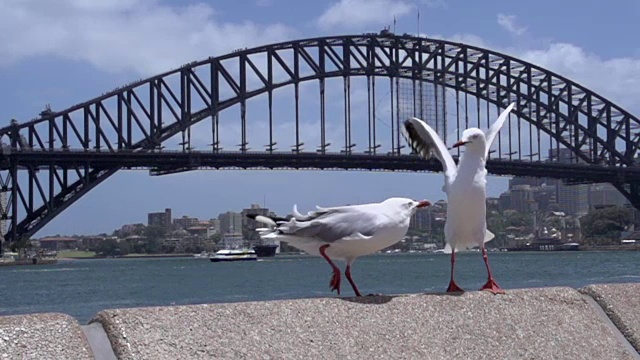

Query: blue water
left=1, top=251, right=638, bottom=323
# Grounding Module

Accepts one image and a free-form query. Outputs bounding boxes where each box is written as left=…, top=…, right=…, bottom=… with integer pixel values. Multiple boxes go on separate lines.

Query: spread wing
left=484, top=103, right=515, bottom=159
left=402, top=117, right=457, bottom=187
left=277, top=206, right=380, bottom=243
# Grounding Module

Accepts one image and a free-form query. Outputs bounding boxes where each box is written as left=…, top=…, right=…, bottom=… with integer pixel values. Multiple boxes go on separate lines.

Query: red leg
left=447, top=249, right=464, bottom=292
left=319, top=244, right=341, bottom=295
left=345, top=263, right=362, bottom=297
left=479, top=246, right=505, bottom=294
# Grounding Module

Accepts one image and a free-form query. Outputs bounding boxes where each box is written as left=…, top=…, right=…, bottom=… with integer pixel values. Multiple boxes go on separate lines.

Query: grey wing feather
left=278, top=208, right=378, bottom=243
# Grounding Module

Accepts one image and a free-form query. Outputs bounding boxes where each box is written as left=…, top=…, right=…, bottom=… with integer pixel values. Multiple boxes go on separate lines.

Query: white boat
left=0, top=252, right=18, bottom=265
left=193, top=251, right=209, bottom=259
left=209, top=249, right=258, bottom=262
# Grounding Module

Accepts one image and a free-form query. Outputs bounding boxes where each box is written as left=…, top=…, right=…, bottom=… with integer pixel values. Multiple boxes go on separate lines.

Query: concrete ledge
left=581, top=283, right=640, bottom=353
left=92, top=287, right=637, bottom=360
left=0, top=313, right=93, bottom=360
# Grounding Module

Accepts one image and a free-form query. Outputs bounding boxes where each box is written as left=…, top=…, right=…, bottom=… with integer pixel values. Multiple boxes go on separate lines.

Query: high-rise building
left=590, top=183, right=628, bottom=208
left=550, top=148, right=590, bottom=216
left=218, top=211, right=242, bottom=235
left=506, top=148, right=630, bottom=215
left=509, top=185, right=535, bottom=213
left=241, top=204, right=270, bottom=241
left=209, top=219, right=221, bottom=234
left=409, top=207, right=432, bottom=232
left=147, top=208, right=172, bottom=229
left=173, top=215, right=200, bottom=229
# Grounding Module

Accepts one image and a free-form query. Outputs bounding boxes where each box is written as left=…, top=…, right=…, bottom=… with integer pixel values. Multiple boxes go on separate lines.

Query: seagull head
left=451, top=128, right=486, bottom=152
left=383, top=197, right=431, bottom=216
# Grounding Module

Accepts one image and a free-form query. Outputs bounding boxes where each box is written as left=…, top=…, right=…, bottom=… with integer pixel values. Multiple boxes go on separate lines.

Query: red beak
left=416, top=200, right=431, bottom=208
left=451, top=140, right=469, bottom=148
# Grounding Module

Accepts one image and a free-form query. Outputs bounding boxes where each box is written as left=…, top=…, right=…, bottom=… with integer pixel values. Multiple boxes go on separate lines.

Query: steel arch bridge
left=1, top=32, right=640, bottom=245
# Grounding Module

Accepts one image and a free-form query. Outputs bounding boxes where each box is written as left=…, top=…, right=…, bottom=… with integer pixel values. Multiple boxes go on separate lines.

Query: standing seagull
left=247, top=197, right=431, bottom=296
left=402, top=103, right=515, bottom=294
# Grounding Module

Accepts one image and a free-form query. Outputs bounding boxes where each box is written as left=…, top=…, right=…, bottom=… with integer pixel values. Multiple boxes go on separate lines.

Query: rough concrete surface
left=581, top=283, right=640, bottom=353
left=93, top=286, right=636, bottom=360
left=0, top=312, right=93, bottom=360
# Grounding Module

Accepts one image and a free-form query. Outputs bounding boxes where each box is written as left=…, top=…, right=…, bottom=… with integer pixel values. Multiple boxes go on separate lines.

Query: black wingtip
left=402, top=121, right=421, bottom=155
left=402, top=119, right=434, bottom=160
left=246, top=214, right=258, bottom=220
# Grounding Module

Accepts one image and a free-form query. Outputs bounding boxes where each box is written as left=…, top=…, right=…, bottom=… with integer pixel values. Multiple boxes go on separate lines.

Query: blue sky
left=1, top=0, right=640, bottom=236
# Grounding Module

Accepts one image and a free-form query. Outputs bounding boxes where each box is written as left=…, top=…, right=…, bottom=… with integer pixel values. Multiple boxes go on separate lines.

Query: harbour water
left=1, top=251, right=638, bottom=324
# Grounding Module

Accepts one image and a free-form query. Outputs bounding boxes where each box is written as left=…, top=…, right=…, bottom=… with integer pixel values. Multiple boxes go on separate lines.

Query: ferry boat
left=209, top=249, right=258, bottom=262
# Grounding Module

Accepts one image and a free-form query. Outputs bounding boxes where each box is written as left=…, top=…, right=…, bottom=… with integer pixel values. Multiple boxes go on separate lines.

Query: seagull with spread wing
left=247, top=197, right=431, bottom=296
left=402, top=103, right=515, bottom=294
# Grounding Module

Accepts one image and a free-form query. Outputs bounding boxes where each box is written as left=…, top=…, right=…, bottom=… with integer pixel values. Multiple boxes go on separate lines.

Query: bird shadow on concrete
left=338, top=290, right=467, bottom=305
left=338, top=294, right=397, bottom=305
left=427, top=290, right=466, bottom=297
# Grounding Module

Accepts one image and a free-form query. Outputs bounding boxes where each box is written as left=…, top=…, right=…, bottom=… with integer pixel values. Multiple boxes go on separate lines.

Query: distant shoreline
left=57, top=247, right=639, bottom=260
left=59, top=253, right=195, bottom=260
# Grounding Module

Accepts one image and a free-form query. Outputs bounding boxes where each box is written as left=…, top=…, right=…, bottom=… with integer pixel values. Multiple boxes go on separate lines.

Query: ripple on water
left=0, top=251, right=638, bottom=323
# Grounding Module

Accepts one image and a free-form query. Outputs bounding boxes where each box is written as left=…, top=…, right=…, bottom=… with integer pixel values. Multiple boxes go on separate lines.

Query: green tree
left=487, top=214, right=506, bottom=248
left=580, top=206, right=633, bottom=243
left=95, top=239, right=120, bottom=256
left=94, top=239, right=130, bottom=256
left=145, top=238, right=161, bottom=254
left=117, top=241, right=131, bottom=256
left=504, top=212, right=532, bottom=228
left=143, top=225, right=167, bottom=240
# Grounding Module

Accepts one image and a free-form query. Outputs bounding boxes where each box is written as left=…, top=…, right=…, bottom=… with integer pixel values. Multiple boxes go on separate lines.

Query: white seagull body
left=403, top=102, right=515, bottom=294
left=248, top=197, right=430, bottom=296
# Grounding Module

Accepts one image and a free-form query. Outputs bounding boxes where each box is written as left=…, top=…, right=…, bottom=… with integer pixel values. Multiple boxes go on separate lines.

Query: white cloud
left=425, top=31, right=640, bottom=113
left=421, top=0, right=447, bottom=9
left=515, top=43, right=640, bottom=110
left=0, top=0, right=296, bottom=76
left=497, top=13, right=527, bottom=36
left=316, top=0, right=414, bottom=31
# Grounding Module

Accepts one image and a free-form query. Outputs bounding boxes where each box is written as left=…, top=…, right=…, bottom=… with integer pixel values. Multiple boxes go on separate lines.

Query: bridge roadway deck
left=2, top=149, right=637, bottom=183
left=1, top=283, right=639, bottom=359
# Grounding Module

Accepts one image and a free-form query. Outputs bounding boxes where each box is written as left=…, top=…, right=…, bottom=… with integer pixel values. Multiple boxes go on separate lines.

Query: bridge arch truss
left=1, top=33, right=640, bottom=244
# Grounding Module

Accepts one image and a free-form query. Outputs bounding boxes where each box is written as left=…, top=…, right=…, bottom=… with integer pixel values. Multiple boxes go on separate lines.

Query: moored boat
left=209, top=249, right=258, bottom=262
left=0, top=251, right=58, bottom=266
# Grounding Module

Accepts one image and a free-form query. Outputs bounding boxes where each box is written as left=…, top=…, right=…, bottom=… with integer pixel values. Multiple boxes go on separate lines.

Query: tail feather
left=292, top=204, right=306, bottom=219
left=245, top=214, right=287, bottom=228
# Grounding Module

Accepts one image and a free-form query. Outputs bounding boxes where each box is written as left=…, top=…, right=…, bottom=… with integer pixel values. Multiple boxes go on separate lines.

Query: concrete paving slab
left=93, top=286, right=636, bottom=360
left=0, top=313, right=93, bottom=360
left=581, top=283, right=640, bottom=352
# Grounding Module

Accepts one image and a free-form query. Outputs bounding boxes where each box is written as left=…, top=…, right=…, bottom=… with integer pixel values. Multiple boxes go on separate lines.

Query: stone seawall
left=1, top=283, right=639, bottom=359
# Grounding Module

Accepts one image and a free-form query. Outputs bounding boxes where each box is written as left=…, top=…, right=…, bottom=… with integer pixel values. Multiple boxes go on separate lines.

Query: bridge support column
left=10, top=160, right=18, bottom=247
left=613, top=182, right=640, bottom=212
